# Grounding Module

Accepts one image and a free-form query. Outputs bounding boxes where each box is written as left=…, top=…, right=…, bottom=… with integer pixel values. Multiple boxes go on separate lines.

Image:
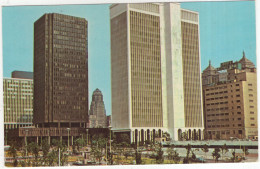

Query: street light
left=109, top=126, right=112, bottom=153
left=67, top=128, right=70, bottom=151
left=86, top=129, right=89, bottom=146
left=108, top=126, right=112, bottom=164
left=25, top=129, right=28, bottom=159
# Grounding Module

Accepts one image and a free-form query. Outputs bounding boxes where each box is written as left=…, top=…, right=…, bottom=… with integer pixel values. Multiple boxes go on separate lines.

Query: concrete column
left=36, top=136, right=39, bottom=144
left=145, top=131, right=147, bottom=142
left=138, top=131, right=141, bottom=143
left=150, top=131, right=153, bottom=143
left=60, top=136, right=62, bottom=142
left=133, top=131, right=135, bottom=144
left=72, top=136, right=74, bottom=145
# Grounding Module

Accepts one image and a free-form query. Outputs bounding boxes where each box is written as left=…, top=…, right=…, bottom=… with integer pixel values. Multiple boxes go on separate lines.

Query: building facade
left=33, top=13, right=88, bottom=128
left=3, top=75, right=33, bottom=130
left=202, top=52, right=258, bottom=140
left=12, top=71, right=34, bottom=79
left=110, top=3, right=204, bottom=142
left=88, top=89, right=107, bottom=128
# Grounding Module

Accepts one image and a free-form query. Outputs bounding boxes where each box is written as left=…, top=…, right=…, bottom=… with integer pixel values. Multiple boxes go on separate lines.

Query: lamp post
left=67, top=128, right=70, bottom=152
left=81, top=133, right=83, bottom=148
left=109, top=126, right=112, bottom=153
left=108, top=126, right=112, bottom=164
left=86, top=129, right=89, bottom=146
left=25, top=129, right=28, bottom=159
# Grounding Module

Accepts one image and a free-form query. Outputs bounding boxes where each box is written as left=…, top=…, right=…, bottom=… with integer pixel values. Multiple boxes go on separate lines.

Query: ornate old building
left=88, top=89, right=107, bottom=128
left=202, top=52, right=258, bottom=140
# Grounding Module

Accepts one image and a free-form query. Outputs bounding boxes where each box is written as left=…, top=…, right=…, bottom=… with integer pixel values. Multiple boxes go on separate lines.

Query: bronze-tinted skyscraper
left=33, top=13, right=88, bottom=128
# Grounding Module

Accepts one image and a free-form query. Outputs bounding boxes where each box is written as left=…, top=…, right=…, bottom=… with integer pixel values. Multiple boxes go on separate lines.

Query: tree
left=47, top=151, right=57, bottom=166
left=212, top=148, right=221, bottom=162
left=191, top=150, right=197, bottom=161
left=123, top=151, right=132, bottom=159
left=91, top=146, right=103, bottom=164
left=8, top=142, right=18, bottom=167
left=185, top=144, right=192, bottom=162
left=42, top=138, right=50, bottom=162
left=135, top=149, right=142, bottom=164
left=155, top=143, right=164, bottom=164
left=19, top=160, right=26, bottom=167
left=167, top=146, right=180, bottom=164
left=231, top=149, right=236, bottom=162
left=115, top=133, right=130, bottom=144
left=75, top=137, right=85, bottom=152
left=220, top=144, right=229, bottom=161
left=28, top=142, right=40, bottom=166
left=91, top=133, right=107, bottom=164
left=50, top=139, right=68, bottom=166
left=201, top=144, right=209, bottom=160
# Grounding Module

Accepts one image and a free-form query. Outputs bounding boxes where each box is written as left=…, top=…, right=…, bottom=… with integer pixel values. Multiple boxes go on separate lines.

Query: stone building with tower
left=202, top=52, right=258, bottom=140
left=88, top=89, right=107, bottom=128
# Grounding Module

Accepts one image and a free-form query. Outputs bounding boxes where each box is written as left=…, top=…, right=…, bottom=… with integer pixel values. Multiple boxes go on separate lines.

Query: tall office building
left=3, top=72, right=33, bottom=130
left=202, top=52, right=258, bottom=140
left=88, top=89, right=107, bottom=128
left=181, top=9, right=203, bottom=129
left=33, top=13, right=88, bottom=128
left=110, top=3, right=204, bottom=142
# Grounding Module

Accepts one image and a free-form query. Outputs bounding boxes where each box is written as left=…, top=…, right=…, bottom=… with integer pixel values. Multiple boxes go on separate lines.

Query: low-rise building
left=3, top=72, right=33, bottom=130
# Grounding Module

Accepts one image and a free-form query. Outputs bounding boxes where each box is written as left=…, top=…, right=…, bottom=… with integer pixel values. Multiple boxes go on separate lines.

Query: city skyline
left=2, top=1, right=256, bottom=115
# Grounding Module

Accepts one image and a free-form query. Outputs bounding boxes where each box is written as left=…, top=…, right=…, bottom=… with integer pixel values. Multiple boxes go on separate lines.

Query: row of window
left=207, top=112, right=229, bottom=117
left=206, top=91, right=228, bottom=96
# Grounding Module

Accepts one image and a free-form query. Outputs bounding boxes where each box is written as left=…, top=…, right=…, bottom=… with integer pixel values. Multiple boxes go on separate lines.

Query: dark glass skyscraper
left=33, top=13, right=88, bottom=128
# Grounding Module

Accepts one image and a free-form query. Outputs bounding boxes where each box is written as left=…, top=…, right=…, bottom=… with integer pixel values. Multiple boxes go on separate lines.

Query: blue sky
left=2, top=1, right=256, bottom=115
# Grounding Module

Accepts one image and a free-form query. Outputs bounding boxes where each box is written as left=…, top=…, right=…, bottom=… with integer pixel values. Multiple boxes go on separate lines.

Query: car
left=192, top=157, right=206, bottom=163
left=72, top=161, right=84, bottom=166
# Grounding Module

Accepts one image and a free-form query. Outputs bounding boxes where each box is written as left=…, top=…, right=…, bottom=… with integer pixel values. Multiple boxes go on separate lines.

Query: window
left=236, top=100, right=240, bottom=103
left=248, top=84, right=252, bottom=86
left=250, top=118, right=254, bottom=120
left=238, top=118, right=241, bottom=120
left=237, top=112, right=241, bottom=114
left=237, top=106, right=241, bottom=109
left=250, top=112, right=254, bottom=114
left=249, top=100, right=253, bottom=102
left=250, top=106, right=254, bottom=108
left=249, top=94, right=253, bottom=97
left=251, top=124, right=255, bottom=126
left=236, top=89, right=240, bottom=91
